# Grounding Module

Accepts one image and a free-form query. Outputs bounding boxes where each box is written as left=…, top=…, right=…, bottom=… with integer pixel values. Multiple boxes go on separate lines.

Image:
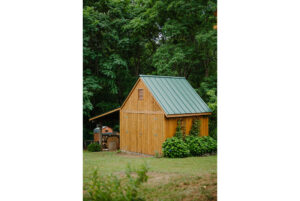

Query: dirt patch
left=147, top=172, right=180, bottom=185
left=182, top=174, right=217, bottom=201
left=142, top=173, right=217, bottom=201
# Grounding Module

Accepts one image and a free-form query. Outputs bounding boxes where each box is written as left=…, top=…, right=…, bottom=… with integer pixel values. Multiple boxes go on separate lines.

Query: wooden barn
left=89, top=75, right=212, bottom=155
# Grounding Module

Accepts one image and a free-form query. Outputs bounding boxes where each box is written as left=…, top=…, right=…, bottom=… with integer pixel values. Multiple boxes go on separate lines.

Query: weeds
left=87, top=163, right=149, bottom=201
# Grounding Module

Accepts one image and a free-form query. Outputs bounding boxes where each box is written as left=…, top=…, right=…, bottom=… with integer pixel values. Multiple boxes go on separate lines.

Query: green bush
left=185, top=136, right=217, bottom=156
left=162, top=137, right=190, bottom=158
left=174, top=120, right=183, bottom=139
left=185, top=136, right=207, bottom=156
left=189, top=119, right=200, bottom=137
left=87, top=143, right=101, bottom=152
left=210, top=128, right=217, bottom=140
left=202, top=136, right=217, bottom=153
left=87, top=164, right=149, bottom=201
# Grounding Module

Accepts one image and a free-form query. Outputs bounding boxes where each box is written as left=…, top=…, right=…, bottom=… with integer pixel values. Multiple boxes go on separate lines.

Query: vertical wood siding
left=120, top=79, right=164, bottom=155
left=120, top=78, right=210, bottom=155
left=164, top=116, right=209, bottom=140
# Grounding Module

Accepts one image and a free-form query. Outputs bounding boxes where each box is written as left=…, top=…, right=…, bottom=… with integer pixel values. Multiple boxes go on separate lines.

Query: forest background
left=83, top=0, right=217, bottom=140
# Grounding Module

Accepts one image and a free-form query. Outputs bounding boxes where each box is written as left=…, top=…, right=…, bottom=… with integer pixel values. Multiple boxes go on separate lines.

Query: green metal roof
left=140, top=75, right=212, bottom=115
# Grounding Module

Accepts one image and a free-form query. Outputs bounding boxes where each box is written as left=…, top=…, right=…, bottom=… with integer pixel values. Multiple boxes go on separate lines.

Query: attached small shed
left=90, top=75, right=212, bottom=155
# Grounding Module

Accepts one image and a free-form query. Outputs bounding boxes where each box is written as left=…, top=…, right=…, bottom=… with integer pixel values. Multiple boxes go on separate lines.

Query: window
left=138, top=89, right=143, bottom=100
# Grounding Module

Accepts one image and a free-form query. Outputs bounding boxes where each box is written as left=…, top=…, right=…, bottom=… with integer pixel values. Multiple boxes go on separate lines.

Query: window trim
left=138, top=88, right=144, bottom=100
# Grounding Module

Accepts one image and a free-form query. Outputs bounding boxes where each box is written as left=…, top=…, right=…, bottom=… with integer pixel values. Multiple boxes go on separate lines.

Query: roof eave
left=165, top=112, right=212, bottom=118
left=89, top=107, right=120, bottom=121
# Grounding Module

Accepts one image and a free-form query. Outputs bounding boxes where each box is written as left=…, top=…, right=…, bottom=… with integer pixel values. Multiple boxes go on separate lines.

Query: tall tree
left=83, top=0, right=217, bottom=140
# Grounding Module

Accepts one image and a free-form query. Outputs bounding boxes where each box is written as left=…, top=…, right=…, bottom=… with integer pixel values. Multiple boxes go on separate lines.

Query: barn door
left=153, top=114, right=163, bottom=155
left=137, top=113, right=143, bottom=153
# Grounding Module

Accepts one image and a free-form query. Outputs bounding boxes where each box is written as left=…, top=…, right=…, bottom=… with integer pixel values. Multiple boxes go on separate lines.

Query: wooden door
left=153, top=114, right=163, bottom=155
left=136, top=114, right=144, bottom=153
left=131, top=113, right=138, bottom=153
left=142, top=114, right=148, bottom=154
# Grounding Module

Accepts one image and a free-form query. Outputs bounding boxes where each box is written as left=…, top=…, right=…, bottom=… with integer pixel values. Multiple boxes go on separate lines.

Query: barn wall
left=164, top=116, right=209, bottom=140
left=120, top=79, right=165, bottom=155
left=120, top=78, right=210, bottom=155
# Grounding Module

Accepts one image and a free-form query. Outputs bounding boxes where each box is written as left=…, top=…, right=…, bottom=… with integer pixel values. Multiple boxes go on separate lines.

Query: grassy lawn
left=83, top=151, right=217, bottom=201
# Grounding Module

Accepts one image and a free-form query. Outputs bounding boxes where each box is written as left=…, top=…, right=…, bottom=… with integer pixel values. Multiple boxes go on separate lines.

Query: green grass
left=83, top=151, right=217, bottom=201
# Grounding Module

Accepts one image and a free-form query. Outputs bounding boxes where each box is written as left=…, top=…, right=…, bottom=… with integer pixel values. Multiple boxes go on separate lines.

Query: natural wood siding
left=120, top=78, right=210, bottom=156
left=164, top=116, right=209, bottom=140
left=120, top=79, right=164, bottom=155
left=122, top=79, right=162, bottom=112
left=200, top=116, right=209, bottom=136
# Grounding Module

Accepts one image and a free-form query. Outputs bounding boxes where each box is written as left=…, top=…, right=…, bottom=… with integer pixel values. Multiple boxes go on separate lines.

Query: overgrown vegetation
left=163, top=135, right=217, bottom=158
left=87, top=143, right=101, bottom=152
left=83, top=151, right=217, bottom=201
left=174, top=120, right=184, bottom=139
left=83, top=0, right=217, bottom=141
left=163, top=118, right=217, bottom=158
left=201, top=136, right=217, bottom=154
left=189, top=119, right=200, bottom=137
left=87, top=164, right=149, bottom=201
left=162, top=137, right=190, bottom=158
left=185, top=136, right=217, bottom=156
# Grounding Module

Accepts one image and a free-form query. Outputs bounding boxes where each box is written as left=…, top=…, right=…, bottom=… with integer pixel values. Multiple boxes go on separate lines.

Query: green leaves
left=174, top=120, right=184, bottom=139
left=162, top=137, right=190, bottom=158
left=189, top=119, right=200, bottom=137
left=163, top=135, right=217, bottom=158
left=185, top=136, right=217, bottom=156
left=87, top=143, right=101, bottom=152
left=83, top=69, right=102, bottom=116
left=83, top=0, right=217, bottom=142
left=88, top=164, right=149, bottom=201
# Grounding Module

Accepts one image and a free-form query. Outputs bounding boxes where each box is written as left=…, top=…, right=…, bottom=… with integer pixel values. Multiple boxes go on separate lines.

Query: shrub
left=189, top=119, right=200, bottom=137
left=87, top=164, right=149, bottom=201
left=185, top=136, right=217, bottom=156
left=162, top=137, right=190, bottom=158
left=87, top=143, right=101, bottom=152
left=174, top=120, right=183, bottom=139
left=210, top=128, right=217, bottom=140
left=202, top=136, right=217, bottom=153
left=185, top=136, right=207, bottom=156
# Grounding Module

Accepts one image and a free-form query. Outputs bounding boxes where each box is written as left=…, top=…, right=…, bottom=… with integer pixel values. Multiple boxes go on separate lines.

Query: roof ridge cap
left=139, top=74, right=185, bottom=79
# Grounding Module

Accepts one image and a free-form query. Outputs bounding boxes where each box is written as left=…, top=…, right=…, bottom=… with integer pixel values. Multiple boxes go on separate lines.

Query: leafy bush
left=185, top=136, right=217, bottom=156
left=87, top=164, right=149, bottom=201
left=185, top=136, right=207, bottom=156
left=210, top=129, right=217, bottom=140
left=87, top=143, right=101, bottom=152
left=202, top=136, right=217, bottom=153
left=162, top=137, right=190, bottom=158
left=189, top=119, right=200, bottom=137
left=174, top=120, right=183, bottom=139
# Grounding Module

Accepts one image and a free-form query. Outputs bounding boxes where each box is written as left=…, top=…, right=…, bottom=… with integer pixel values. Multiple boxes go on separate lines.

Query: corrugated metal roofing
left=140, top=75, right=212, bottom=115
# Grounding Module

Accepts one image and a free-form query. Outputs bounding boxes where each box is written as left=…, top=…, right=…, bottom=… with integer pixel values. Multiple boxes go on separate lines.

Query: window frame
left=138, top=88, right=144, bottom=100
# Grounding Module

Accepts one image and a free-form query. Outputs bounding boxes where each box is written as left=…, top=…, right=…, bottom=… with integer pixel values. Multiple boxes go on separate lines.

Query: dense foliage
left=162, top=137, right=190, bottom=158
left=201, top=136, right=217, bottom=153
left=185, top=136, right=217, bottom=156
left=185, top=136, right=206, bottom=156
left=189, top=119, right=200, bottom=137
left=174, top=120, right=183, bottom=139
left=87, top=143, right=101, bottom=152
left=87, top=164, right=148, bottom=201
left=83, top=0, right=217, bottom=141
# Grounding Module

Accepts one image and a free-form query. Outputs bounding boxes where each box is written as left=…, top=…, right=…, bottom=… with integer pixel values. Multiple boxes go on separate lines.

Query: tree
left=83, top=0, right=217, bottom=141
